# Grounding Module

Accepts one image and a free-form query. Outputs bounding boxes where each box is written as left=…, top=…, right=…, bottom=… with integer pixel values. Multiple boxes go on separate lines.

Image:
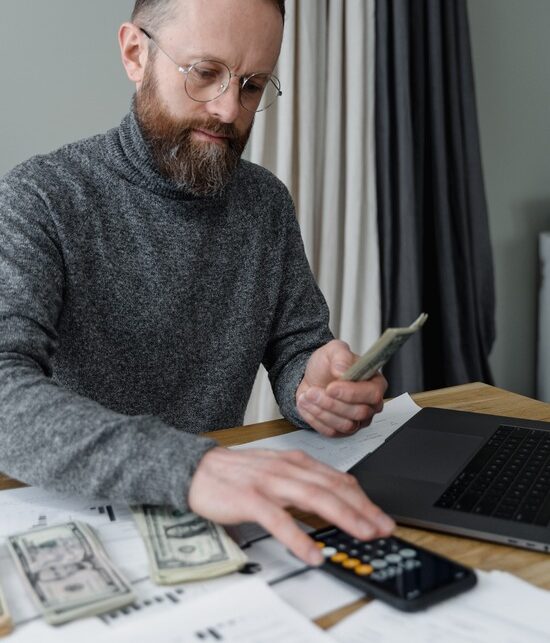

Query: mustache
left=190, top=119, right=239, bottom=139
left=160, top=117, right=240, bottom=144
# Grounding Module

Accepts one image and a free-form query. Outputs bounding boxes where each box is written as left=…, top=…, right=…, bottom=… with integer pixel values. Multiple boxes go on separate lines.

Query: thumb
left=327, top=342, right=356, bottom=378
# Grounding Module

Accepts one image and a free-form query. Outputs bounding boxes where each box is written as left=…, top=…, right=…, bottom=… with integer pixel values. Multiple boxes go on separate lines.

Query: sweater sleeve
left=263, top=196, right=334, bottom=428
left=0, top=172, right=216, bottom=508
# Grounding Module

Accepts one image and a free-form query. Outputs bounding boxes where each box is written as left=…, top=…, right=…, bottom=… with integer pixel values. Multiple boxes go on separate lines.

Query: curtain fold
left=244, top=0, right=380, bottom=424
left=376, top=0, right=495, bottom=396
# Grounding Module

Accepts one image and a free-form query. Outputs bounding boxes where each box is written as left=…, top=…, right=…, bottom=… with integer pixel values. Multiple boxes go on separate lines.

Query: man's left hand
left=296, top=339, right=388, bottom=437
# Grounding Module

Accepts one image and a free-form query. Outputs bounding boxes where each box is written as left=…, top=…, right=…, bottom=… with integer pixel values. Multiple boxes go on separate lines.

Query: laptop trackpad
left=368, top=429, right=484, bottom=484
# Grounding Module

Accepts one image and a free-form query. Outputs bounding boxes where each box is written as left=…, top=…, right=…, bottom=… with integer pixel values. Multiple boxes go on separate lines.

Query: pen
left=268, top=565, right=313, bottom=586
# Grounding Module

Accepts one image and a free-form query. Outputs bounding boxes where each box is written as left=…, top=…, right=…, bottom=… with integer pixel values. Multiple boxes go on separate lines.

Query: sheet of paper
left=110, top=578, right=336, bottom=643
left=329, top=570, right=550, bottom=643
left=0, top=486, right=362, bottom=639
left=234, top=393, right=421, bottom=471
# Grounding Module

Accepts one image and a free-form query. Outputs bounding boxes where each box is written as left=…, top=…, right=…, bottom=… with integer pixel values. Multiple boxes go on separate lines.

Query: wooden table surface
left=2, top=381, right=550, bottom=629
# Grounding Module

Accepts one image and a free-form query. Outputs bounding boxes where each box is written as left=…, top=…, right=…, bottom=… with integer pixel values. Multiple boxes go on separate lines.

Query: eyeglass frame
left=138, top=27, right=282, bottom=113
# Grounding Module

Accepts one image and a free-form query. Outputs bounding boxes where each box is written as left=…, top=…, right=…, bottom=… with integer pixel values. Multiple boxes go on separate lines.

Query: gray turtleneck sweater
left=0, top=110, right=332, bottom=508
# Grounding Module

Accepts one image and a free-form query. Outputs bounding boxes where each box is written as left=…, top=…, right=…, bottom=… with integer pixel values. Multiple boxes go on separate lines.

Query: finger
left=266, top=475, right=395, bottom=540
left=301, top=400, right=369, bottom=435
left=252, top=499, right=324, bottom=566
left=326, top=374, right=387, bottom=409
left=299, top=390, right=376, bottom=431
left=296, top=404, right=339, bottom=437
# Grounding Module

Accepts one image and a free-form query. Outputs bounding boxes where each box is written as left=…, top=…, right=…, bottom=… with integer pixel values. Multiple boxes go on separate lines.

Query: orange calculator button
left=354, top=564, right=374, bottom=576
left=342, top=558, right=361, bottom=569
left=330, top=552, right=349, bottom=563
left=315, top=541, right=325, bottom=548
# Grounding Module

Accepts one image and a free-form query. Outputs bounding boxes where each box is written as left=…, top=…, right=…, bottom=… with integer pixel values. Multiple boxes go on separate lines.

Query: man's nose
left=205, top=79, right=242, bottom=123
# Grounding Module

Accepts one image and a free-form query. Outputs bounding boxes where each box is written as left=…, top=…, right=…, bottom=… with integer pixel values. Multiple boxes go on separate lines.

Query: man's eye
left=191, top=67, right=220, bottom=82
left=243, top=83, right=263, bottom=94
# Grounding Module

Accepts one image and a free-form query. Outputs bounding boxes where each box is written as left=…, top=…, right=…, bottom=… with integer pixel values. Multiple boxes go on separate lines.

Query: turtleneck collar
left=103, top=105, right=230, bottom=203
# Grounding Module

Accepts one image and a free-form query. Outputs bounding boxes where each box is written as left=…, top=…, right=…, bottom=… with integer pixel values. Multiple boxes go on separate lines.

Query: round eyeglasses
left=139, top=28, right=282, bottom=113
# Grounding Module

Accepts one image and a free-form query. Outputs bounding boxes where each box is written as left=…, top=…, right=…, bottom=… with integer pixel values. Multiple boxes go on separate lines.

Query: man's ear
left=119, top=22, right=149, bottom=87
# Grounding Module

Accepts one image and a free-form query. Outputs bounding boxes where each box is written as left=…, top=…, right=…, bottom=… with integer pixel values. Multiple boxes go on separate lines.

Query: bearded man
left=0, top=0, right=394, bottom=565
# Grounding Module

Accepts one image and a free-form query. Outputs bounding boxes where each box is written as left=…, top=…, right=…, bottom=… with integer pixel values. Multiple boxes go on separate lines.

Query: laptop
left=349, top=407, right=550, bottom=552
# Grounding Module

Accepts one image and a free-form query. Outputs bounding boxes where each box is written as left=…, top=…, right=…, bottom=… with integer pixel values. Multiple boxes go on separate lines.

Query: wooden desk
left=2, top=382, right=550, bottom=629
left=210, top=381, right=550, bottom=628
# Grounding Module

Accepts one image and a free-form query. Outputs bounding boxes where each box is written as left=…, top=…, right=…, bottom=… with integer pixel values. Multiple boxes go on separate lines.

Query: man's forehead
left=159, top=0, right=283, bottom=69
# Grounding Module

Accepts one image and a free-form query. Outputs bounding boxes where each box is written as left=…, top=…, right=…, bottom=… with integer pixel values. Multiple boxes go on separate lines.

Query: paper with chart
left=234, top=392, right=421, bottom=471
left=100, top=578, right=335, bottom=643
left=0, top=486, right=362, bottom=639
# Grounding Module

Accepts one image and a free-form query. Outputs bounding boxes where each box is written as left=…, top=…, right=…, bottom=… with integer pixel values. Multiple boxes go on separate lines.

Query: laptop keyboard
left=434, top=425, right=550, bottom=526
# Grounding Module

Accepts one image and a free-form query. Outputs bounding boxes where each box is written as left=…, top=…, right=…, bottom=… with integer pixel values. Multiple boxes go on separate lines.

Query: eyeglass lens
left=185, top=61, right=281, bottom=112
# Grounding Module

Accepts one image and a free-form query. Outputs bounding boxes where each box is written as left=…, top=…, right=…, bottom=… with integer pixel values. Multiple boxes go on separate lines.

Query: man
left=0, top=0, right=394, bottom=566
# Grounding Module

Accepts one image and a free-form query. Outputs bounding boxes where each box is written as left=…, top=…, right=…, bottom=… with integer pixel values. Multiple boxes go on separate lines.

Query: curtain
left=244, top=0, right=380, bottom=424
left=376, top=0, right=495, bottom=396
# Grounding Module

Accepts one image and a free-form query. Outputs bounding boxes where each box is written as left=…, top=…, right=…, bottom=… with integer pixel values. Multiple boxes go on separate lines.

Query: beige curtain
left=244, top=0, right=380, bottom=424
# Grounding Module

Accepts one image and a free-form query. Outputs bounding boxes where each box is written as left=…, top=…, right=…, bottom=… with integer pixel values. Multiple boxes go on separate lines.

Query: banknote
left=132, top=506, right=247, bottom=584
left=341, top=312, right=428, bottom=382
left=0, top=578, right=12, bottom=637
left=7, top=521, right=135, bottom=625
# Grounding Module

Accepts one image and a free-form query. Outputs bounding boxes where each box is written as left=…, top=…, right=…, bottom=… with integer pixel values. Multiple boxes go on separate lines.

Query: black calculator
left=311, top=526, right=477, bottom=611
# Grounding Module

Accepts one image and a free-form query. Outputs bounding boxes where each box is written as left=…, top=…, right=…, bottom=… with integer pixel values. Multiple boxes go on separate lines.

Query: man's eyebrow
left=175, top=50, right=272, bottom=75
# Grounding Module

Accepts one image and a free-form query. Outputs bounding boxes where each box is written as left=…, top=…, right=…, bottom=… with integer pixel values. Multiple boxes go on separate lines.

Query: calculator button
left=342, top=558, right=361, bottom=569
left=360, top=555, right=371, bottom=563
left=349, top=548, right=359, bottom=557
left=371, top=570, right=388, bottom=581
left=362, top=543, right=373, bottom=551
left=399, top=548, right=417, bottom=559
left=315, top=541, right=325, bottom=548
left=385, top=553, right=402, bottom=564
left=354, top=564, right=373, bottom=576
left=322, top=546, right=337, bottom=558
left=370, top=559, right=387, bottom=569
left=331, top=552, right=349, bottom=563
left=403, top=559, right=421, bottom=571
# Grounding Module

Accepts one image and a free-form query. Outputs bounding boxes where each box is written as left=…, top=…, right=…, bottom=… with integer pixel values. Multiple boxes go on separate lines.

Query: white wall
left=468, top=0, right=550, bottom=397
left=0, top=1, right=135, bottom=176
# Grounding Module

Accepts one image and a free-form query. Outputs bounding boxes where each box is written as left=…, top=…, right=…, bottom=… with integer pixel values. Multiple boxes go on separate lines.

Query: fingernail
left=360, top=521, right=376, bottom=539
left=309, top=548, right=324, bottom=566
left=377, top=514, right=396, bottom=532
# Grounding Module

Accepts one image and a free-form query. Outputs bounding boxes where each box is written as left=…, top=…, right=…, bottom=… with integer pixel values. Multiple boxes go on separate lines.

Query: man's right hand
left=188, top=446, right=395, bottom=566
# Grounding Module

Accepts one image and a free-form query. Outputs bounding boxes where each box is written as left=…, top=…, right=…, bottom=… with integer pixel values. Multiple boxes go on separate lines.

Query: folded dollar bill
left=341, top=312, right=428, bottom=382
left=132, top=506, right=247, bottom=584
left=7, top=521, right=135, bottom=625
left=0, top=578, right=13, bottom=637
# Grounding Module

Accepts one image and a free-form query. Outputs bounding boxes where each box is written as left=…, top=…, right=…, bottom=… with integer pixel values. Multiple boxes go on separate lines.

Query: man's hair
left=131, top=0, right=285, bottom=33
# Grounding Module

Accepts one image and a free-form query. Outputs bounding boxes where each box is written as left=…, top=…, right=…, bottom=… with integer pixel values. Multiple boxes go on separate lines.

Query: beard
left=135, top=64, right=252, bottom=197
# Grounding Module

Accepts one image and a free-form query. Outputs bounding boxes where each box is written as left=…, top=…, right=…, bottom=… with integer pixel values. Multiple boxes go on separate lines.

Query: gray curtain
left=376, top=0, right=495, bottom=395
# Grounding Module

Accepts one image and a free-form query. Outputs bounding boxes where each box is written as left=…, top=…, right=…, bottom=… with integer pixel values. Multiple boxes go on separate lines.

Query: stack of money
left=7, top=521, right=135, bottom=625
left=132, top=506, right=247, bottom=584
left=0, top=579, right=12, bottom=637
